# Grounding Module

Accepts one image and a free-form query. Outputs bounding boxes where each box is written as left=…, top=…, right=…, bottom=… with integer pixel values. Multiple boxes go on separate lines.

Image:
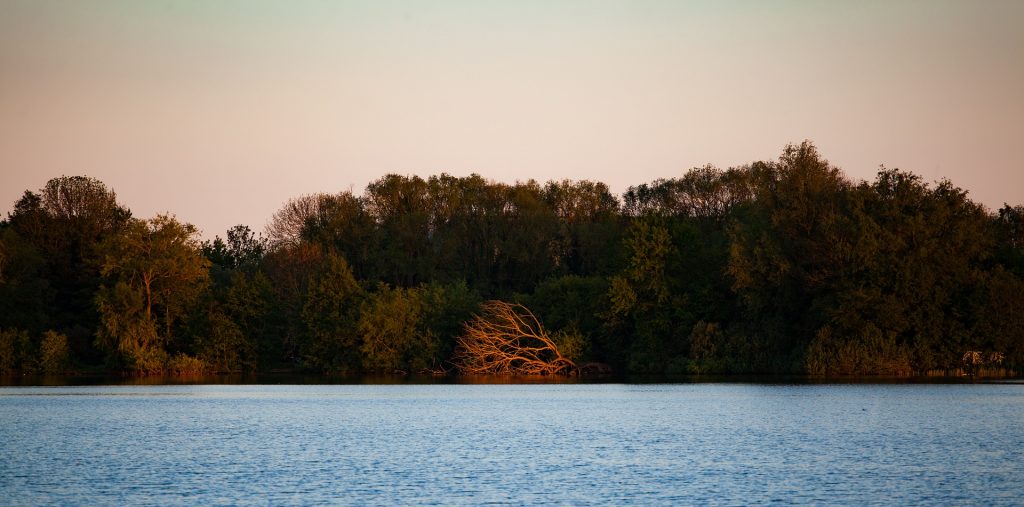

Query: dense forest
left=1, top=142, right=1022, bottom=376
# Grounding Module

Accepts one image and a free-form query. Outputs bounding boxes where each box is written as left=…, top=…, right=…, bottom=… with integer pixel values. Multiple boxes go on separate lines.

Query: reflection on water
left=1, top=383, right=1022, bottom=505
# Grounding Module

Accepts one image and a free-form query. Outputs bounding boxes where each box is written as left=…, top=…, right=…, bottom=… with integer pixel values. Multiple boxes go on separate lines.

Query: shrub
left=0, top=329, right=17, bottom=374
left=166, top=353, right=209, bottom=375
left=38, top=330, right=69, bottom=374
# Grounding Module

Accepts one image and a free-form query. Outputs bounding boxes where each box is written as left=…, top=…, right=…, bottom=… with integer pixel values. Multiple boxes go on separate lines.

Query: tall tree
left=301, top=253, right=363, bottom=371
left=364, top=175, right=433, bottom=286
left=6, top=177, right=131, bottom=361
left=95, top=215, right=209, bottom=371
left=727, top=142, right=852, bottom=371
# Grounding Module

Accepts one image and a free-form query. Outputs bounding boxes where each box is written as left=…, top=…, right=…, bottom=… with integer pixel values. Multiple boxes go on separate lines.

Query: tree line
left=1, top=142, right=1021, bottom=376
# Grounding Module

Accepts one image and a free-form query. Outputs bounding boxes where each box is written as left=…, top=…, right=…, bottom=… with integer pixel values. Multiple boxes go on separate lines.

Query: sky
left=1, top=0, right=1022, bottom=238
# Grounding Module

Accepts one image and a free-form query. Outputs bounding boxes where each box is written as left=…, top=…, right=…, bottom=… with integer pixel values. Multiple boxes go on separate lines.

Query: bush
left=166, top=353, right=209, bottom=375
left=806, top=325, right=913, bottom=376
left=38, top=330, right=70, bottom=374
left=552, top=327, right=587, bottom=363
left=197, top=309, right=253, bottom=372
left=0, top=328, right=33, bottom=374
left=127, top=346, right=169, bottom=375
left=0, top=329, right=17, bottom=374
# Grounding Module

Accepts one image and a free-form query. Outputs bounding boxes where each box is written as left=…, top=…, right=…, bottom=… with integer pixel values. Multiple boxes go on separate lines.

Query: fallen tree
left=453, top=300, right=578, bottom=375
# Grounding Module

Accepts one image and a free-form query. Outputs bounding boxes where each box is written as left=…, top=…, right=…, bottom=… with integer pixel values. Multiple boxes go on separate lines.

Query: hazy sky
left=2, top=0, right=1022, bottom=238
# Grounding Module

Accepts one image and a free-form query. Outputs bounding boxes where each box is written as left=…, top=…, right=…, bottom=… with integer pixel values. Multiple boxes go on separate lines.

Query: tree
left=0, top=328, right=33, bottom=374
left=95, top=215, right=210, bottom=371
left=605, top=218, right=696, bottom=372
left=726, top=142, right=853, bottom=371
left=221, top=270, right=275, bottom=369
left=623, top=165, right=753, bottom=221
left=358, top=284, right=430, bottom=372
left=300, top=192, right=375, bottom=278
left=542, top=179, right=621, bottom=275
left=7, top=177, right=131, bottom=362
left=453, top=301, right=577, bottom=375
left=364, top=174, right=433, bottom=286
left=39, top=176, right=131, bottom=235
left=266, top=193, right=334, bottom=247
left=195, top=306, right=251, bottom=372
left=0, top=228, right=53, bottom=333
left=260, top=242, right=324, bottom=364
left=492, top=181, right=562, bottom=293
left=418, top=281, right=480, bottom=368
left=301, top=253, right=363, bottom=371
left=994, top=204, right=1024, bottom=276
left=202, top=225, right=267, bottom=271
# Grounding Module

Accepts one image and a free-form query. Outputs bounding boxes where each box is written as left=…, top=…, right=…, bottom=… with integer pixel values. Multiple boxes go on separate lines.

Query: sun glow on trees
left=454, top=301, right=578, bottom=376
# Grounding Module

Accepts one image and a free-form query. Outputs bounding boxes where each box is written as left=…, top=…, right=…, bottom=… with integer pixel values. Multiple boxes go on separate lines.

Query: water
left=1, top=383, right=1022, bottom=505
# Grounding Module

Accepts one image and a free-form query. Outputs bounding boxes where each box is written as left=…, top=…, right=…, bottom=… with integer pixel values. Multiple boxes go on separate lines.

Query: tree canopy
left=1, top=144, right=1021, bottom=376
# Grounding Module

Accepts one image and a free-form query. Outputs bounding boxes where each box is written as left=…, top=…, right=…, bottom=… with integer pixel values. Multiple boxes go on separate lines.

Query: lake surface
left=1, top=382, right=1022, bottom=505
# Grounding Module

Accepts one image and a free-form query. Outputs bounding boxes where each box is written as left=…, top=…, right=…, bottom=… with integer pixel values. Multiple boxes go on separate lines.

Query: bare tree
left=453, top=301, right=577, bottom=375
left=265, top=193, right=331, bottom=247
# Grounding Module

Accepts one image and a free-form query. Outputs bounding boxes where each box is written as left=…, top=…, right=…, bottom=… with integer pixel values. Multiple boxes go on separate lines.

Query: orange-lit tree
left=453, top=300, right=577, bottom=375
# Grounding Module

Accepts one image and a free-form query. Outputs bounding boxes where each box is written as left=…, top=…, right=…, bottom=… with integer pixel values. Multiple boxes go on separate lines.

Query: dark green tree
left=301, top=253, right=363, bottom=372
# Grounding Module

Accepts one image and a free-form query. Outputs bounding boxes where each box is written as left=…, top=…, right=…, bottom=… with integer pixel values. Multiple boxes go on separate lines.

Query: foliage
left=0, top=228, right=53, bottom=333
left=523, top=275, right=607, bottom=363
left=0, top=329, right=31, bottom=374
left=301, top=253, right=363, bottom=372
left=4, top=177, right=131, bottom=363
left=358, top=284, right=429, bottom=372
left=606, top=219, right=693, bottom=373
left=196, top=306, right=253, bottom=372
left=202, top=225, right=267, bottom=271
left=4, top=144, right=1023, bottom=376
left=165, top=353, right=210, bottom=375
left=551, top=327, right=587, bottom=363
left=94, top=215, right=210, bottom=372
left=38, top=330, right=70, bottom=374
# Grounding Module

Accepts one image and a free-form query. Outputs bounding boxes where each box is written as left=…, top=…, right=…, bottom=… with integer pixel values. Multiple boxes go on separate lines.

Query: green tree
left=6, top=177, right=132, bottom=364
left=525, top=275, right=608, bottom=364
left=727, top=142, right=852, bottom=371
left=202, top=225, right=267, bottom=271
left=300, top=192, right=375, bottom=279
left=364, top=175, right=433, bottom=287
left=0, top=228, right=53, bottom=333
left=221, top=270, right=275, bottom=369
left=95, top=215, right=210, bottom=371
left=301, top=253, right=363, bottom=371
left=418, top=281, right=480, bottom=367
left=358, top=284, right=429, bottom=372
left=542, top=179, right=622, bottom=275
left=606, top=218, right=694, bottom=372
left=195, top=306, right=251, bottom=372
left=261, top=242, right=324, bottom=365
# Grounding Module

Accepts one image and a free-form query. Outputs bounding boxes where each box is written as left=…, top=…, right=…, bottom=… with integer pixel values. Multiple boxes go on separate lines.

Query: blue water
left=1, top=383, right=1022, bottom=505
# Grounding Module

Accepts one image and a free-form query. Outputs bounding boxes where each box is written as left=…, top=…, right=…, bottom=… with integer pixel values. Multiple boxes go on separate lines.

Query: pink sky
left=2, top=0, right=1022, bottom=238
